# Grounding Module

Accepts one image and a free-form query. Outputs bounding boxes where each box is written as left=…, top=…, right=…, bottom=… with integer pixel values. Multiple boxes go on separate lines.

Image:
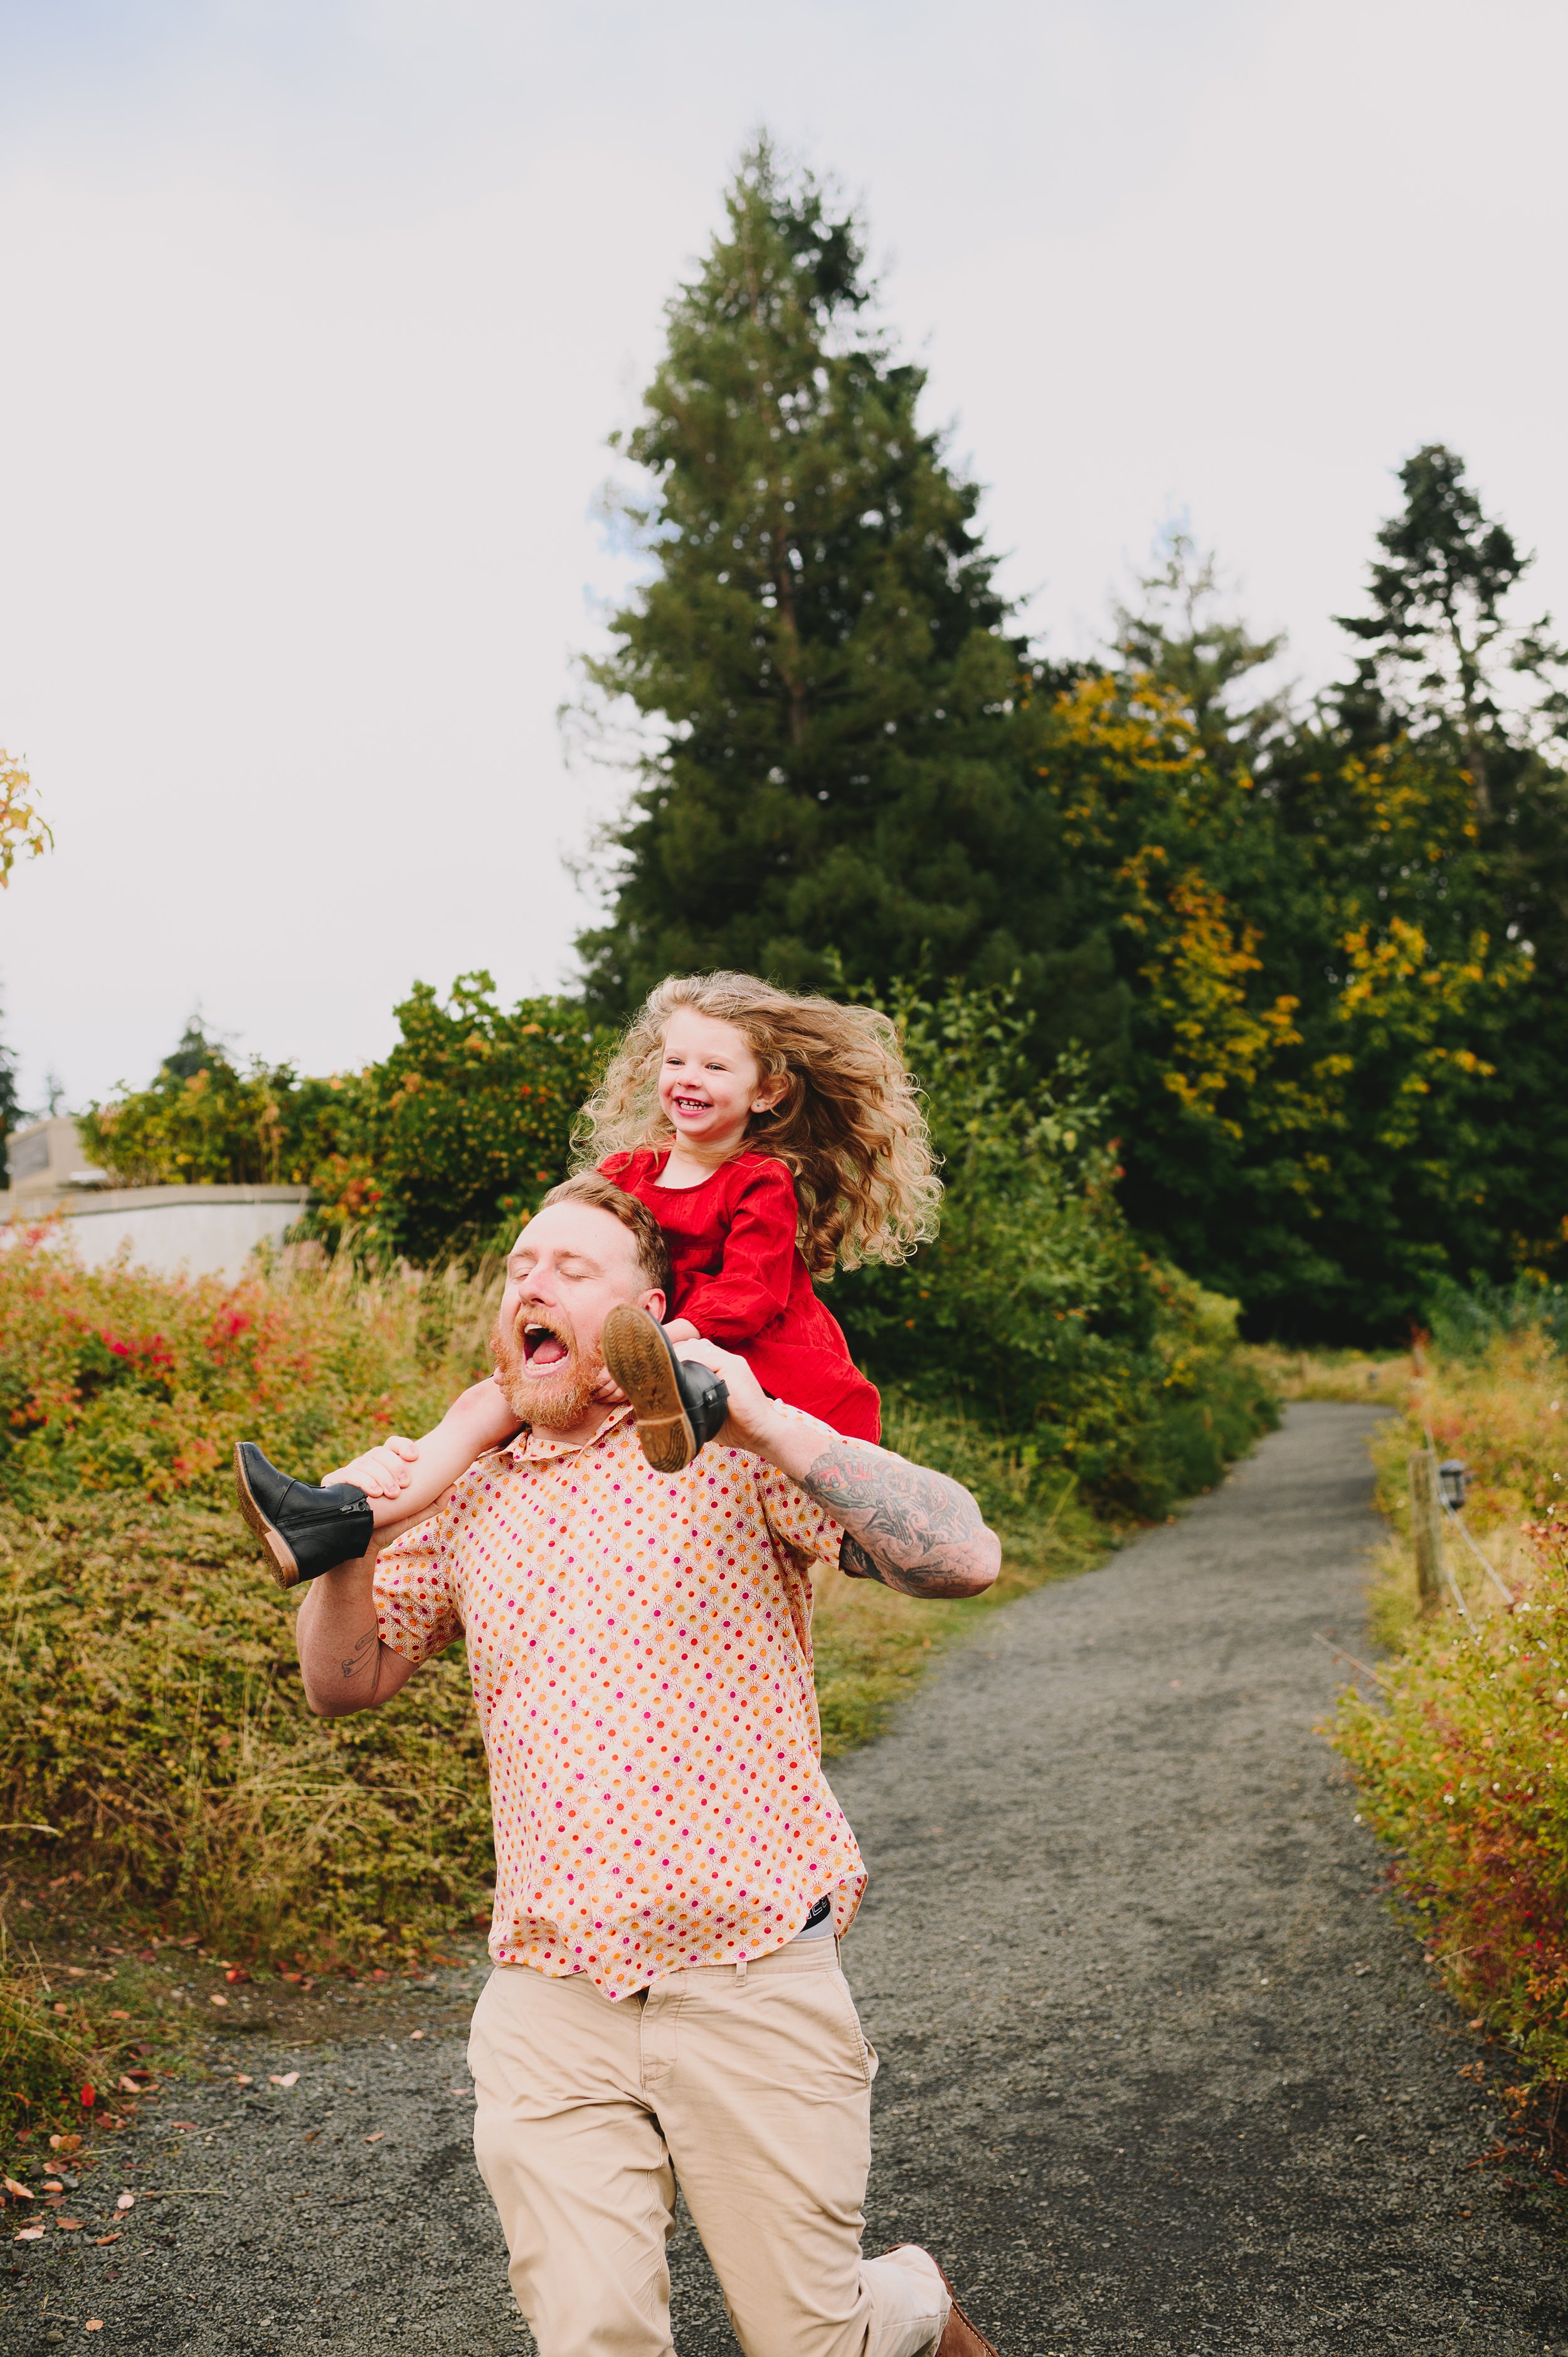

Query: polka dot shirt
left=373, top=1403, right=867, bottom=1999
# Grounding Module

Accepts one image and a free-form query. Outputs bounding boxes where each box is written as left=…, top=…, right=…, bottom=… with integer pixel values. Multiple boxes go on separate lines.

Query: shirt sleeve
left=677, top=1159, right=800, bottom=1342
left=374, top=1501, right=467, bottom=1664
left=753, top=1405, right=845, bottom=1570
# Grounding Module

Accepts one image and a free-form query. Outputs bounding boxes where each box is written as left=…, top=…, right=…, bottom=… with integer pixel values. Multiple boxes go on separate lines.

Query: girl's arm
left=675, top=1161, right=800, bottom=1342
left=324, top=1377, right=521, bottom=1531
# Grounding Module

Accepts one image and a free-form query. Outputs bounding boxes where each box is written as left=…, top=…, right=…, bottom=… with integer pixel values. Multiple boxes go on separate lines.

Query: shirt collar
left=498, top=1400, right=637, bottom=1468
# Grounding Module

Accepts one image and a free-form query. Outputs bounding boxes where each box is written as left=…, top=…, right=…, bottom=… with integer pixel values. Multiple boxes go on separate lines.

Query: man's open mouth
left=521, top=1322, right=571, bottom=1371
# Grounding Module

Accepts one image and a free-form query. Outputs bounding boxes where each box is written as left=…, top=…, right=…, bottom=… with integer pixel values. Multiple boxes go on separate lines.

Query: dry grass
left=1241, top=1342, right=1414, bottom=1406
left=1335, top=1331, right=1568, bottom=2125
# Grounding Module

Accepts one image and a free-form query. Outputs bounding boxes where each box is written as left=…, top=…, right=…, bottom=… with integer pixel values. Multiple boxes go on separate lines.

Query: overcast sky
left=1, top=0, right=1564, bottom=1111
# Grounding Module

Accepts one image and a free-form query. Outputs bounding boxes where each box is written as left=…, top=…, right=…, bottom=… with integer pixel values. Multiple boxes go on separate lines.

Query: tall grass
left=0, top=1236, right=501, bottom=1964
left=1335, top=1323, right=1568, bottom=2132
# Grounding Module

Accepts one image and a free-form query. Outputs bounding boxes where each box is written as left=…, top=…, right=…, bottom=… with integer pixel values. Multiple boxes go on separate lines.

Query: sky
left=1, top=0, right=1564, bottom=1111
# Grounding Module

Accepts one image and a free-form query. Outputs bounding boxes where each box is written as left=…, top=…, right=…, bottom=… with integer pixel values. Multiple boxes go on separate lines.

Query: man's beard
left=490, top=1306, right=601, bottom=1430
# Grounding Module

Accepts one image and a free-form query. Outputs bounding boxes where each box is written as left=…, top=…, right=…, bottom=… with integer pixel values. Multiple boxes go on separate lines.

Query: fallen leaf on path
left=3, top=2176, right=34, bottom=2200
left=48, top=2136, right=80, bottom=2155
left=115, top=2193, right=134, bottom=2211
left=86, top=2322, right=104, bottom=2333
left=106, top=2009, right=130, bottom=2021
left=118, top=2075, right=153, bottom=2095
left=55, top=2217, right=83, bottom=2231
left=171, top=2122, right=199, bottom=2131
left=225, top=1967, right=250, bottom=1984
left=14, top=2225, right=43, bottom=2241
left=364, top=2132, right=384, bottom=2143
left=90, top=2235, right=120, bottom=2247
left=268, top=2072, right=299, bottom=2088
left=233, top=2074, right=253, bottom=2087
left=408, top=2030, right=425, bottom=2041
left=208, top=1993, right=228, bottom=2008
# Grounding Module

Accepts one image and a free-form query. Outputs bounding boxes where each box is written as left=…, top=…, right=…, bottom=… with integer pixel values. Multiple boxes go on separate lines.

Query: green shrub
left=835, top=981, right=1276, bottom=1513
left=349, top=974, right=613, bottom=1264
left=0, top=1237, right=500, bottom=1961
left=80, top=981, right=615, bottom=1268
left=1426, top=1272, right=1568, bottom=1359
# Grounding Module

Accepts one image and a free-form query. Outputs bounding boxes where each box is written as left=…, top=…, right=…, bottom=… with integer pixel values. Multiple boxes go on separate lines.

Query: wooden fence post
left=1408, top=1449, right=1443, bottom=1612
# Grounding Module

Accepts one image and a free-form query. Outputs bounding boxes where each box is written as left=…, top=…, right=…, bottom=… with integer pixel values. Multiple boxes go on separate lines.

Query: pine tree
left=1335, top=443, right=1568, bottom=809
left=1110, top=529, right=1290, bottom=779
left=576, top=141, right=1047, bottom=1013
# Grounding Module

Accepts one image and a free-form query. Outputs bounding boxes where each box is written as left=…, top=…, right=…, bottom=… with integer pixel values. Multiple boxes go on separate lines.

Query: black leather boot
left=233, top=1442, right=375, bottom=1592
left=601, top=1305, right=730, bottom=1474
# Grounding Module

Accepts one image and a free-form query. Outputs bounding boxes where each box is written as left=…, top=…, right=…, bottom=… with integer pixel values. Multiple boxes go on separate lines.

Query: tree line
left=575, top=140, right=1568, bottom=1343
left=73, top=139, right=1568, bottom=1348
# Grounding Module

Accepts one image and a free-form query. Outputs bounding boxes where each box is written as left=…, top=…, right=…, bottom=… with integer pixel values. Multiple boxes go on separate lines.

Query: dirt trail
left=4, top=1403, right=1564, bottom=2354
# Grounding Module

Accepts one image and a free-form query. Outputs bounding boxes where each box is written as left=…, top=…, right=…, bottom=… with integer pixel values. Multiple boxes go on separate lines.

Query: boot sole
left=233, top=1445, right=303, bottom=1592
left=601, top=1306, right=696, bottom=1474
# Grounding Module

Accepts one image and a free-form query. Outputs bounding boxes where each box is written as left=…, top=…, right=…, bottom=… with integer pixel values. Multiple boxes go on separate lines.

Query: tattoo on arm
left=839, top=1533, right=882, bottom=1583
left=340, top=1627, right=379, bottom=1680
left=802, top=1445, right=992, bottom=1596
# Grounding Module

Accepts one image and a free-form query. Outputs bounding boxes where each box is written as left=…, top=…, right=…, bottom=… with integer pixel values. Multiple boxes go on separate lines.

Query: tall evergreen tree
left=1335, top=443, right=1568, bottom=806
left=1110, top=529, right=1290, bottom=779
left=577, top=141, right=1054, bottom=1013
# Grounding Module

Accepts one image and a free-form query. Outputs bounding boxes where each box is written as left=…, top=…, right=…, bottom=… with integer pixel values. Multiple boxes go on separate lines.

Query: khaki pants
left=468, top=1939, right=948, bottom=2357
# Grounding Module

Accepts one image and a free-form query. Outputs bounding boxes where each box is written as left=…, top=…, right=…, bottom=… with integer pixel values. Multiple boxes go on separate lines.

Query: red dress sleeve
left=677, top=1160, right=800, bottom=1343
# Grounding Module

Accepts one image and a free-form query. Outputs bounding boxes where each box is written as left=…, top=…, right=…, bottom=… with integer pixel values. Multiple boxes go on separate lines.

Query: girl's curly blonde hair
left=575, top=972, right=941, bottom=1277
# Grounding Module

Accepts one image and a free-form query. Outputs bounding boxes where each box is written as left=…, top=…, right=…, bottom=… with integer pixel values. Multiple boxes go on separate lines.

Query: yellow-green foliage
left=1335, top=1334, right=1568, bottom=2104
left=0, top=1239, right=502, bottom=1964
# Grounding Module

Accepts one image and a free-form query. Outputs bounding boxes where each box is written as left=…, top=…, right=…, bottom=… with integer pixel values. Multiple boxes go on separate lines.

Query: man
left=295, top=1172, right=1004, bottom=2357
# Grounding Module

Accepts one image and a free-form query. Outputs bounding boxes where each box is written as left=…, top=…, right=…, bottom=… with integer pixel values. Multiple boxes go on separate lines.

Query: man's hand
left=673, top=1337, right=1000, bottom=1599
left=672, top=1336, right=779, bottom=1454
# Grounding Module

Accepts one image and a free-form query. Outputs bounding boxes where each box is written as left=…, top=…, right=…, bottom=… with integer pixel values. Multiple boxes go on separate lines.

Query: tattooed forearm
left=340, top=1627, right=379, bottom=1680
left=803, top=1445, right=1000, bottom=1597
left=839, top=1533, right=884, bottom=1584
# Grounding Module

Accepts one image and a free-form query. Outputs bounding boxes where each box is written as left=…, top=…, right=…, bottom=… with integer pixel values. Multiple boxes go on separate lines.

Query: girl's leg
left=235, top=1378, right=521, bottom=1588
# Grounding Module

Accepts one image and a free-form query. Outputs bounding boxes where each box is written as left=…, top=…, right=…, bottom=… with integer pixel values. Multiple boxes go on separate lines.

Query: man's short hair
left=538, top=1173, right=672, bottom=1297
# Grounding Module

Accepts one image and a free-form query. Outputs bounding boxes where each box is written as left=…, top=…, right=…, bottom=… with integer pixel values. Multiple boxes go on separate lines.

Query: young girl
left=233, top=972, right=938, bottom=1587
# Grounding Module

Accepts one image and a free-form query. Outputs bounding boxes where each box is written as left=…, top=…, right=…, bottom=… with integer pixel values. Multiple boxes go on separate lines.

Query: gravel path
left=5, top=1403, right=1565, bottom=2353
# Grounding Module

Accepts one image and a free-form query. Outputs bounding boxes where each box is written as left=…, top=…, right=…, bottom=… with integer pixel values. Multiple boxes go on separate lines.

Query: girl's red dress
left=599, top=1147, right=881, bottom=1442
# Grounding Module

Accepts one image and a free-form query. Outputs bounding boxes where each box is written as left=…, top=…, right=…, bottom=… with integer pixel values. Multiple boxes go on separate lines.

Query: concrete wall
left=3, top=1185, right=312, bottom=1282
left=6, top=1115, right=106, bottom=1200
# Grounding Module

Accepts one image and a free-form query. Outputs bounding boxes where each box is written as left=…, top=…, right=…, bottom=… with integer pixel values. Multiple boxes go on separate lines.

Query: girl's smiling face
left=657, top=1008, right=783, bottom=1156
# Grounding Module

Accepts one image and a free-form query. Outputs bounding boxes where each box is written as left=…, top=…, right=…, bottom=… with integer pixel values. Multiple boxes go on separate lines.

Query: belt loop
left=736, top=1957, right=748, bottom=1986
